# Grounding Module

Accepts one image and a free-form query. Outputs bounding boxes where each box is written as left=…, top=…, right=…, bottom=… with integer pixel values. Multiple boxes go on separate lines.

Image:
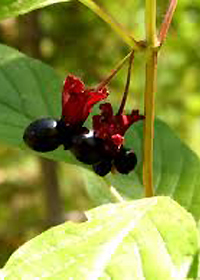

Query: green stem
left=103, top=177, right=124, bottom=202
left=96, top=51, right=132, bottom=90
left=143, top=51, right=157, bottom=197
left=78, top=0, right=141, bottom=50
left=109, top=186, right=125, bottom=203
left=143, top=0, right=158, bottom=197
left=145, top=0, right=157, bottom=46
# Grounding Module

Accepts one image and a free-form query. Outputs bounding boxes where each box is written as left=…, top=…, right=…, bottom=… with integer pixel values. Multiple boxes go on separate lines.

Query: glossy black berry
left=56, top=118, right=78, bottom=150
left=23, top=118, right=62, bottom=152
left=93, top=159, right=112, bottom=176
left=114, top=148, right=137, bottom=174
left=71, top=130, right=107, bottom=164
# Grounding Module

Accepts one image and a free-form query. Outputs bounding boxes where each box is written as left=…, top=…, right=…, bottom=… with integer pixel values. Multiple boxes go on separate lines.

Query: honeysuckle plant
left=0, top=0, right=200, bottom=279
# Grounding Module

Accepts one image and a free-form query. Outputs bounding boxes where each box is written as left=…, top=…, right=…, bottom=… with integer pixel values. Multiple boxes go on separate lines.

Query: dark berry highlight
left=71, top=130, right=107, bottom=165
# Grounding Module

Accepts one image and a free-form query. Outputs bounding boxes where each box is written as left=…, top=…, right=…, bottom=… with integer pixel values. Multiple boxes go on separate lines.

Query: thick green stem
left=143, top=51, right=157, bottom=197
left=145, top=0, right=157, bottom=46
left=143, top=0, right=158, bottom=197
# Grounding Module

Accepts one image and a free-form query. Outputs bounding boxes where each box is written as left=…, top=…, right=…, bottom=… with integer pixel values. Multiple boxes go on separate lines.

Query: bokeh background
left=0, top=0, right=199, bottom=266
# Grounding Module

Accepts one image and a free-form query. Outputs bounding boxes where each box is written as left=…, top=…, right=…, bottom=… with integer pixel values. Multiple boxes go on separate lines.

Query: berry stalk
left=96, top=51, right=133, bottom=90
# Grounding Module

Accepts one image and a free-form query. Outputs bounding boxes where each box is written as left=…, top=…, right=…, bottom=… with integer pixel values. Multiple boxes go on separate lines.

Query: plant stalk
left=143, top=51, right=157, bottom=197
left=145, top=0, right=157, bottom=46
left=143, top=0, right=158, bottom=197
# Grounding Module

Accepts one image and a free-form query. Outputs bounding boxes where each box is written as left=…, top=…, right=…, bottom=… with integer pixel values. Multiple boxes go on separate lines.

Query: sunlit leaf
left=2, top=197, right=199, bottom=279
left=0, top=0, right=70, bottom=21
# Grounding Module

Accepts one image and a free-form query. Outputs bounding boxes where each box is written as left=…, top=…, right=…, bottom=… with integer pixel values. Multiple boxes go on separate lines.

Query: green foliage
left=0, top=0, right=70, bottom=20
left=2, top=197, right=199, bottom=279
left=0, top=44, right=61, bottom=147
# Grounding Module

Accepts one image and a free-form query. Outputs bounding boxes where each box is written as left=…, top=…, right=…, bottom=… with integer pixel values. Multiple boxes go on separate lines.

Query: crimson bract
left=62, top=74, right=108, bottom=127
left=91, top=103, right=144, bottom=175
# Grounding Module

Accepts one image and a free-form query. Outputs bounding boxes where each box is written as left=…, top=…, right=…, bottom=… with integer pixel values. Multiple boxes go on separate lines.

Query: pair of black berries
left=23, top=117, right=137, bottom=176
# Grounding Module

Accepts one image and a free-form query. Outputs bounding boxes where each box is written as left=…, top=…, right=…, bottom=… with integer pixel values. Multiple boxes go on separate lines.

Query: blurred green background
left=0, top=0, right=199, bottom=266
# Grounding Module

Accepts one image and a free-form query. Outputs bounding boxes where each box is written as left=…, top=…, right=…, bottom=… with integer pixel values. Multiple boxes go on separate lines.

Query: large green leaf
left=2, top=197, right=199, bottom=279
left=0, top=44, right=200, bottom=220
left=0, top=0, right=70, bottom=21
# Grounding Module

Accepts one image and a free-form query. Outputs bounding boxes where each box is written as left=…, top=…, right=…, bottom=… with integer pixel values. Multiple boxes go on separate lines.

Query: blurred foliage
left=0, top=0, right=199, bottom=267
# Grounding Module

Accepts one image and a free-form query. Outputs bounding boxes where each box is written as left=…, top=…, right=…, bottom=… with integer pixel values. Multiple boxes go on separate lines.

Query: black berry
left=56, top=118, right=77, bottom=150
left=71, top=130, right=106, bottom=164
left=23, top=118, right=62, bottom=152
left=114, top=148, right=137, bottom=174
left=93, top=159, right=112, bottom=176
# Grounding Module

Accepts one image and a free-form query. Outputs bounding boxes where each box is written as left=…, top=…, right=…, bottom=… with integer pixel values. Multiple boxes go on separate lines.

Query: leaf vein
left=0, top=67, right=32, bottom=119
left=25, top=61, right=53, bottom=117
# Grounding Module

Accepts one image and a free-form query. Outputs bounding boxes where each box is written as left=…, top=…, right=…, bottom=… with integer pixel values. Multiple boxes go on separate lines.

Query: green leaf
left=187, top=252, right=199, bottom=279
left=2, top=197, right=199, bottom=279
left=0, top=0, right=70, bottom=21
left=0, top=44, right=64, bottom=153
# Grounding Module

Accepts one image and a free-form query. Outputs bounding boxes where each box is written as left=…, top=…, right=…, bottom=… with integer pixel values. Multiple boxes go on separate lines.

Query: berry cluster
left=23, top=75, right=144, bottom=176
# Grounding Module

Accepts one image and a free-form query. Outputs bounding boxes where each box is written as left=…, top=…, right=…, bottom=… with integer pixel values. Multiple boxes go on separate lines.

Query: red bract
left=62, top=75, right=108, bottom=126
left=93, top=102, right=144, bottom=152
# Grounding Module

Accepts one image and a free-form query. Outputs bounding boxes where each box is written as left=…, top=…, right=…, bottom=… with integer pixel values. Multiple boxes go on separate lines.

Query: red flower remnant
left=93, top=102, right=144, bottom=151
left=62, top=75, right=108, bottom=126
left=111, top=134, right=124, bottom=147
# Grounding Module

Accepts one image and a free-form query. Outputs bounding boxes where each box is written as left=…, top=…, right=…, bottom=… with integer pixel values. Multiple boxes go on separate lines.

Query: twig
left=158, top=0, right=178, bottom=46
